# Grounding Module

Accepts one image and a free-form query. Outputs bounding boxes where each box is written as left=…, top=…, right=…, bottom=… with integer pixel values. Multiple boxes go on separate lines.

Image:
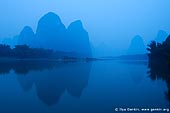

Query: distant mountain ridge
left=18, top=12, right=92, bottom=57
left=127, top=35, right=146, bottom=55
left=67, top=20, right=92, bottom=57
left=155, top=30, right=168, bottom=43
left=18, top=26, right=34, bottom=46
left=35, top=12, right=66, bottom=50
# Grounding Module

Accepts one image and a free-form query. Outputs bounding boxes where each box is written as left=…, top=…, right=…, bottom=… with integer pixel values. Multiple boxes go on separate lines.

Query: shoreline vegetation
left=0, top=44, right=97, bottom=62
left=147, top=35, right=170, bottom=102
left=147, top=35, right=170, bottom=65
left=1, top=34, right=169, bottom=62
left=0, top=43, right=150, bottom=62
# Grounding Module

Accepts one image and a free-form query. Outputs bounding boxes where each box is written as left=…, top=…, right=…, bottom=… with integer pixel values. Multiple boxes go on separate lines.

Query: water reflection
left=0, top=60, right=92, bottom=106
left=148, top=60, right=170, bottom=102
left=0, top=60, right=58, bottom=74
left=118, top=60, right=147, bottom=84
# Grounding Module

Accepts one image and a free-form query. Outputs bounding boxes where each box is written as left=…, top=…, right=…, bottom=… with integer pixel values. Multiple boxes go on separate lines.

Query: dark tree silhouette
left=147, top=35, right=170, bottom=65
left=0, top=44, right=55, bottom=59
left=147, top=35, right=170, bottom=103
left=0, top=44, right=12, bottom=57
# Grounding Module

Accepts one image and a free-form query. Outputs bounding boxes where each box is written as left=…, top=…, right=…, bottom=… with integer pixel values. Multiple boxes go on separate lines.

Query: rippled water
left=0, top=60, right=168, bottom=113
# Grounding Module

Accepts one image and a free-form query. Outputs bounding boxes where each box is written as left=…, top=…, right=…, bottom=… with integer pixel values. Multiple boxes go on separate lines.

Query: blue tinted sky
left=0, top=0, right=170, bottom=55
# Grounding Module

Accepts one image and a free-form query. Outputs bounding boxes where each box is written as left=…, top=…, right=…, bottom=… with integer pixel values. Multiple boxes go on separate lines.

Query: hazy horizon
left=0, top=0, right=170, bottom=56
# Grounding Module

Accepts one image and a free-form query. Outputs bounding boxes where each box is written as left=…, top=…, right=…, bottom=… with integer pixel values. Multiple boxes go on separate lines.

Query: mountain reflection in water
left=0, top=60, right=92, bottom=106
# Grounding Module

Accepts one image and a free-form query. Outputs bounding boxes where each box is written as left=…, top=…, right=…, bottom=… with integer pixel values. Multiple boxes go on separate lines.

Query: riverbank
left=0, top=57, right=98, bottom=62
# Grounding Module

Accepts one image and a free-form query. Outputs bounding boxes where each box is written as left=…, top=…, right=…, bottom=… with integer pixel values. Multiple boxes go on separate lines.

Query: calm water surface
left=0, top=60, right=169, bottom=113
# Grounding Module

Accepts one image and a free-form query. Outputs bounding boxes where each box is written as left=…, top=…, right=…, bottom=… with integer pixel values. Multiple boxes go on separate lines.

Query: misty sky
left=0, top=0, right=170, bottom=55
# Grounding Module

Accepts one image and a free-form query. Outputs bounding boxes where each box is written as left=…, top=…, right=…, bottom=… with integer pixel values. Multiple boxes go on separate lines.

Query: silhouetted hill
left=67, top=20, right=92, bottom=57
left=35, top=12, right=66, bottom=50
left=18, top=26, right=34, bottom=46
left=127, top=35, right=146, bottom=55
left=16, top=12, right=92, bottom=57
left=155, top=30, right=168, bottom=43
left=1, top=12, right=92, bottom=58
